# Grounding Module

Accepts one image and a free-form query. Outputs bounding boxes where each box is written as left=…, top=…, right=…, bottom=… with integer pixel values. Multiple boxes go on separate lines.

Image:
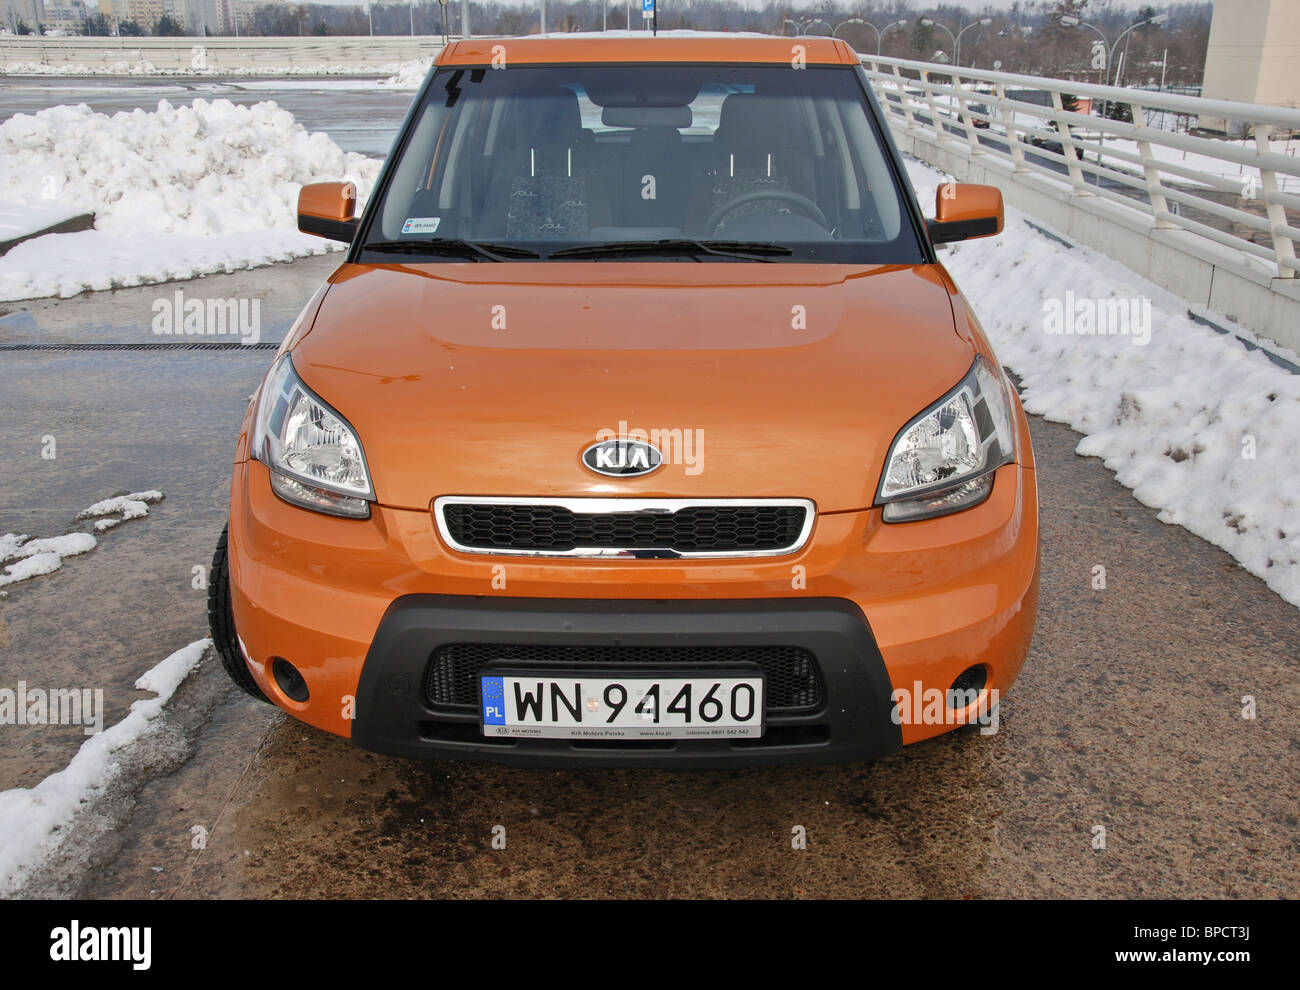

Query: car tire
left=208, top=524, right=271, bottom=703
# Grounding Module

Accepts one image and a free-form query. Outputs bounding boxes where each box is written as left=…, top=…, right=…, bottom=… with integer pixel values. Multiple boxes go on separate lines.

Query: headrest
left=717, top=93, right=796, bottom=156
left=601, top=105, right=692, bottom=129
left=512, top=86, right=583, bottom=147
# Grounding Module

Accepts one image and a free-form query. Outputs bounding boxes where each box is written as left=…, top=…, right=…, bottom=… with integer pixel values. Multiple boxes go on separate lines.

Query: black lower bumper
left=351, top=595, right=902, bottom=768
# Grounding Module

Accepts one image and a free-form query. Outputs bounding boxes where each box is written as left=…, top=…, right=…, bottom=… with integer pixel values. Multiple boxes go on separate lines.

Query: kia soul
left=210, top=32, right=1039, bottom=768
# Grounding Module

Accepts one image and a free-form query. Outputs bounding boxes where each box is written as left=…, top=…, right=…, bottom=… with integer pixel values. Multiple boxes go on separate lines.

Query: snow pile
left=906, top=158, right=1300, bottom=608
left=0, top=98, right=383, bottom=302
left=0, top=639, right=208, bottom=896
left=380, top=58, right=433, bottom=89
left=77, top=490, right=165, bottom=533
left=1, top=59, right=163, bottom=76
left=2, top=60, right=414, bottom=78
left=0, top=201, right=89, bottom=242
left=0, top=533, right=97, bottom=589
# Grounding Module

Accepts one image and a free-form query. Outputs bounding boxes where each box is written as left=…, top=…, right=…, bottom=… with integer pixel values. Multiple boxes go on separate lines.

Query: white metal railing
left=860, top=54, right=1300, bottom=282
left=0, top=36, right=448, bottom=72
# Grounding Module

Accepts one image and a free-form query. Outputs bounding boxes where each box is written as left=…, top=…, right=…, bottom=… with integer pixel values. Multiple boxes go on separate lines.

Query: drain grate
left=0, top=341, right=279, bottom=351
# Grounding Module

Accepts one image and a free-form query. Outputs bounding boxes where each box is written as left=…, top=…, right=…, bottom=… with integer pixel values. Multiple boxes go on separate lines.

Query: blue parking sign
left=642, top=0, right=653, bottom=11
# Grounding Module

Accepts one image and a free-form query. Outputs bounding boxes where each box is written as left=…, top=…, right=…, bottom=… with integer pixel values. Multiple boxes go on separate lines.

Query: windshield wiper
left=363, top=238, right=541, bottom=262
left=549, top=239, right=794, bottom=262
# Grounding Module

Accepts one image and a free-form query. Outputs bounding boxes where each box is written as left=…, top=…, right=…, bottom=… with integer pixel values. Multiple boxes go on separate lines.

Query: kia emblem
left=581, top=438, right=663, bottom=477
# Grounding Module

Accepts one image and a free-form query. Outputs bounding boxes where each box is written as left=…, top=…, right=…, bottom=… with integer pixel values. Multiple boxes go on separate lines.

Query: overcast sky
left=307, top=0, right=1161, bottom=9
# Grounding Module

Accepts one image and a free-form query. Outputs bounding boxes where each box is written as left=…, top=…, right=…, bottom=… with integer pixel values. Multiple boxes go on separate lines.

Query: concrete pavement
left=0, top=255, right=1296, bottom=898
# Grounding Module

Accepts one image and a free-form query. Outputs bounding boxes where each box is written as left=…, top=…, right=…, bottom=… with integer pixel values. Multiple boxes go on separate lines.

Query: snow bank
left=0, top=201, right=89, bottom=242
left=0, top=639, right=208, bottom=896
left=3, top=60, right=413, bottom=78
left=905, top=158, right=1300, bottom=608
left=0, top=98, right=383, bottom=302
left=380, top=58, right=433, bottom=89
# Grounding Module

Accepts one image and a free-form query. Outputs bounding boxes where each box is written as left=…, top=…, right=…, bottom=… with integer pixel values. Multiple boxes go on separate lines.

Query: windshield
left=360, top=63, right=925, bottom=263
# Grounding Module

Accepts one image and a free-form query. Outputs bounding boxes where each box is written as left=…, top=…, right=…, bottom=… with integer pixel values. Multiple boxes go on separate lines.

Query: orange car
left=208, top=33, right=1038, bottom=767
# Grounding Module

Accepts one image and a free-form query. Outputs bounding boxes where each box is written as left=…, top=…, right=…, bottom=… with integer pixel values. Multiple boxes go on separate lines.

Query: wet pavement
left=0, top=253, right=1297, bottom=899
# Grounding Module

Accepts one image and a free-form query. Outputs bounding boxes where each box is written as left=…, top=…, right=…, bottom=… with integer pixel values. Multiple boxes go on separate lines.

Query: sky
left=306, top=0, right=1161, bottom=9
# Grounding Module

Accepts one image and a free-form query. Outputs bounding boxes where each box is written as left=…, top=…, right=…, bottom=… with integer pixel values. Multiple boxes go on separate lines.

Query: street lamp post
left=800, top=18, right=832, bottom=36
left=833, top=17, right=866, bottom=40
left=919, top=17, right=955, bottom=63
left=1061, top=12, right=1168, bottom=125
left=1059, top=14, right=1108, bottom=86
left=877, top=18, right=906, bottom=55
left=780, top=18, right=799, bottom=37
left=955, top=18, right=992, bottom=67
left=923, top=17, right=992, bottom=67
left=1109, top=12, right=1168, bottom=87
left=833, top=17, right=908, bottom=55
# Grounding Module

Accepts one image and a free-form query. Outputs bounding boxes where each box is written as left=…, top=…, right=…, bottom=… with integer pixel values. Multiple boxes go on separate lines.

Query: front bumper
left=226, top=403, right=1038, bottom=766
left=351, top=595, right=900, bottom=767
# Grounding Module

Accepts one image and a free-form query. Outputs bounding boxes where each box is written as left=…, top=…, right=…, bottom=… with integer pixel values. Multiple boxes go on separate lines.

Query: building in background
left=41, top=0, right=88, bottom=32
left=1, top=0, right=44, bottom=32
left=1201, top=0, right=1300, bottom=134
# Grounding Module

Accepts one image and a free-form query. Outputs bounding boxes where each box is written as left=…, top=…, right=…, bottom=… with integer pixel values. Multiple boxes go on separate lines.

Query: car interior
left=377, top=68, right=907, bottom=249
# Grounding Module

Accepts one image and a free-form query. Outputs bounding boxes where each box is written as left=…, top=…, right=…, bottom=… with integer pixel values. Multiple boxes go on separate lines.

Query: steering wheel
left=705, top=189, right=830, bottom=236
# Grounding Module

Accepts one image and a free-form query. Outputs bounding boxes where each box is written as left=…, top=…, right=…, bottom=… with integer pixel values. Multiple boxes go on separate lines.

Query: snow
left=907, top=157, right=1300, bottom=608
left=0, top=639, right=209, bottom=896
left=77, top=490, right=164, bottom=532
left=0, top=533, right=97, bottom=589
left=3, top=60, right=415, bottom=78
left=380, top=59, right=433, bottom=89
left=0, top=98, right=382, bottom=302
left=0, top=488, right=163, bottom=586
left=0, top=201, right=88, bottom=242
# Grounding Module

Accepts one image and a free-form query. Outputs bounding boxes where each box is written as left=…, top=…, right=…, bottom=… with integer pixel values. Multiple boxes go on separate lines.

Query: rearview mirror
left=298, top=182, right=358, bottom=243
left=927, top=183, right=1004, bottom=245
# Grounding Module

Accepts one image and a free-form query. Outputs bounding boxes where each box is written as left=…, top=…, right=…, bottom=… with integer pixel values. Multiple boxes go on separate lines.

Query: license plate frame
left=478, top=666, right=767, bottom=740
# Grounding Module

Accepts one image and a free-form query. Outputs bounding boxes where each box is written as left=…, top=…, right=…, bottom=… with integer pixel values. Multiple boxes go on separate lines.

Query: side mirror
left=927, top=183, right=1004, bottom=245
left=298, top=182, right=358, bottom=243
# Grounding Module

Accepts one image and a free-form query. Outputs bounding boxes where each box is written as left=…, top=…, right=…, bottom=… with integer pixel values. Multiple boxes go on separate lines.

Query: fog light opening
left=947, top=664, right=988, bottom=710
left=272, top=657, right=310, bottom=703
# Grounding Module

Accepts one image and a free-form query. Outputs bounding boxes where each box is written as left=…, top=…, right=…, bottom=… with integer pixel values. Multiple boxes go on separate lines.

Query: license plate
left=479, top=670, right=765, bottom=740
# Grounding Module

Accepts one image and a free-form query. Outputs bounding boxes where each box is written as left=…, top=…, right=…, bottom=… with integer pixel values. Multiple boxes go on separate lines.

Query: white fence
left=0, top=35, right=447, bottom=73
left=860, top=53, right=1300, bottom=350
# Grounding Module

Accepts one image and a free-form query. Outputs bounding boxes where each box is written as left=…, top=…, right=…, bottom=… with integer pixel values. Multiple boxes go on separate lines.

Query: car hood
left=291, top=261, right=973, bottom=513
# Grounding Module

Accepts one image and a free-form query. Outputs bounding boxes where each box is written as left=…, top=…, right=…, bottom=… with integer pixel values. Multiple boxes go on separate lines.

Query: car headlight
left=251, top=355, right=374, bottom=519
left=876, top=356, right=1016, bottom=522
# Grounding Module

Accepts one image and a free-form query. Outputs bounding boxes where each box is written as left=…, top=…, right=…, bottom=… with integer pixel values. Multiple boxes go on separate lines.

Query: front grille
left=425, top=643, right=825, bottom=712
left=438, top=500, right=809, bottom=556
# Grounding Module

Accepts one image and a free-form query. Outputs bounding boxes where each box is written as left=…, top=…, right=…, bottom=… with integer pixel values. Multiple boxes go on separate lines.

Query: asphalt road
left=0, top=253, right=1296, bottom=899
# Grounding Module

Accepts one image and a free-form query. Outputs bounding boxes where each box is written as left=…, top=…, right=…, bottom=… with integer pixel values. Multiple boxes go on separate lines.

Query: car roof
left=438, top=30, right=863, bottom=66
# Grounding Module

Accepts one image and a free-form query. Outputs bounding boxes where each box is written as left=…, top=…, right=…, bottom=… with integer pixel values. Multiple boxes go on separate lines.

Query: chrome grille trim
left=433, top=496, right=817, bottom=559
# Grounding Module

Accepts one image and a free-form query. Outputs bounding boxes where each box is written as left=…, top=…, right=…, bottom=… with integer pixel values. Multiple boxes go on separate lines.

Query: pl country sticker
left=401, top=216, right=441, bottom=234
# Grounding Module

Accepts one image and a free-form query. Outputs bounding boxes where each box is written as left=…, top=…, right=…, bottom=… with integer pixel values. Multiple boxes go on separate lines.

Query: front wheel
left=208, top=524, right=270, bottom=703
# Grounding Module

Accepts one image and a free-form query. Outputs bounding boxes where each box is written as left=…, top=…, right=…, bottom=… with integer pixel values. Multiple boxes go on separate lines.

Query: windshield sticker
left=401, top=217, right=441, bottom=235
